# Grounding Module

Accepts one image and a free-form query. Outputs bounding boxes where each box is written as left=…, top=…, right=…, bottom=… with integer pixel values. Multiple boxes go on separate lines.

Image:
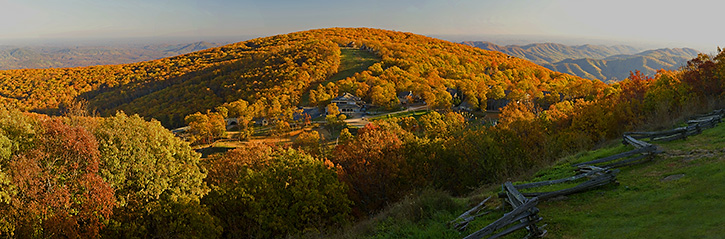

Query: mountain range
left=462, top=41, right=699, bottom=82
left=0, top=41, right=222, bottom=70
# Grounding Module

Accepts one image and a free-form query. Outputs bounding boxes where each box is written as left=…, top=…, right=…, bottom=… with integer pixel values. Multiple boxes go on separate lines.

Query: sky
left=1, top=0, right=722, bottom=51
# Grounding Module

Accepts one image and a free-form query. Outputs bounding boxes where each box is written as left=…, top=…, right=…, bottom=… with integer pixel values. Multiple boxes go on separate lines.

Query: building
left=329, top=93, right=365, bottom=115
left=397, top=91, right=417, bottom=105
left=224, top=118, right=239, bottom=130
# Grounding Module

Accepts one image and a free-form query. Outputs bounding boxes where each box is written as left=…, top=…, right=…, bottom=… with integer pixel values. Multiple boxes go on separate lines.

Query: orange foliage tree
left=4, top=115, right=115, bottom=238
left=333, top=124, right=410, bottom=215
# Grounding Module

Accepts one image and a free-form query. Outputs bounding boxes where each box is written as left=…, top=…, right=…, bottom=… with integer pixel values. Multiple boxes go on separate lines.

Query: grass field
left=300, top=48, right=380, bottom=106
left=537, top=125, right=725, bottom=238
left=368, top=109, right=430, bottom=120
left=327, top=48, right=380, bottom=83
left=336, top=121, right=725, bottom=238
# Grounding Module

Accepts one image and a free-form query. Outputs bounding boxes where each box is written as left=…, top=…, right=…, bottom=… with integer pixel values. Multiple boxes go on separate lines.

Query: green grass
left=300, top=48, right=380, bottom=106
left=340, top=122, right=725, bottom=239
left=368, top=109, right=430, bottom=120
left=327, top=48, right=381, bottom=83
left=513, top=123, right=725, bottom=239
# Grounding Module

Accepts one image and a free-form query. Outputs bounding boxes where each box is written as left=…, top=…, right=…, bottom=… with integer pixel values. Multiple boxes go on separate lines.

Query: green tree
left=203, top=145, right=351, bottom=238
left=293, top=130, right=322, bottom=156
left=94, top=112, right=214, bottom=237
left=338, top=128, right=354, bottom=144
left=223, top=99, right=256, bottom=139
left=0, top=106, right=38, bottom=236
left=418, top=111, right=447, bottom=138
left=185, top=111, right=226, bottom=144
left=325, top=103, right=347, bottom=137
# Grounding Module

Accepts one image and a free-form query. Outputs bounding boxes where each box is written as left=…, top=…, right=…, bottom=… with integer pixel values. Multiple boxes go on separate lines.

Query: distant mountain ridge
left=0, top=41, right=222, bottom=70
left=461, top=41, right=641, bottom=65
left=463, top=41, right=699, bottom=82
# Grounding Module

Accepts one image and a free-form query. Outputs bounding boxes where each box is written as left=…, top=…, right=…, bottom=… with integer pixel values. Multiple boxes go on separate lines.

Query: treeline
left=0, top=28, right=599, bottom=129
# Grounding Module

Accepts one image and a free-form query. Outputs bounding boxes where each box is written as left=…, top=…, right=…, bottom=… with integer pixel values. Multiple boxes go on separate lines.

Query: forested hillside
left=0, top=41, right=222, bottom=70
left=3, top=27, right=725, bottom=238
left=0, top=28, right=598, bottom=128
left=464, top=41, right=699, bottom=82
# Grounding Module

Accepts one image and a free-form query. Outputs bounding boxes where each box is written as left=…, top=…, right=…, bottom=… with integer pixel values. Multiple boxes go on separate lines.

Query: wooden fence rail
left=572, top=145, right=656, bottom=168
left=462, top=197, right=541, bottom=239
left=462, top=182, right=545, bottom=239
left=624, top=112, right=723, bottom=142
left=448, top=196, right=493, bottom=231
left=689, top=109, right=725, bottom=120
left=519, top=169, right=619, bottom=200
left=457, top=109, right=724, bottom=239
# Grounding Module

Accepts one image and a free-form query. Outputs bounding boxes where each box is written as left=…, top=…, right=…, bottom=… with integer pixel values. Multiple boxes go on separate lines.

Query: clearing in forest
left=300, top=47, right=380, bottom=105
left=326, top=47, right=381, bottom=83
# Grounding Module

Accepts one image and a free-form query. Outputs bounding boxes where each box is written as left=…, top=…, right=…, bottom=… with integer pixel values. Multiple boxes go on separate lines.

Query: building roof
left=397, top=91, right=413, bottom=99
left=331, top=92, right=363, bottom=102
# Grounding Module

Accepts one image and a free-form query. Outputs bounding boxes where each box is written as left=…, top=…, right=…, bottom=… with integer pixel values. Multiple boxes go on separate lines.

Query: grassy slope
left=300, top=48, right=380, bottom=106
left=537, top=125, right=725, bottom=239
left=328, top=48, right=380, bottom=83
left=344, top=122, right=725, bottom=239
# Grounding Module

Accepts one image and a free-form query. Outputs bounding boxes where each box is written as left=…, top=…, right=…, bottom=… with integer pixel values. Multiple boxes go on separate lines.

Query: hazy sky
left=1, top=0, right=722, bottom=50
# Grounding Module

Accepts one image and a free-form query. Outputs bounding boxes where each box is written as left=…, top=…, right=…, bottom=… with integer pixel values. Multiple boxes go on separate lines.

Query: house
left=397, top=91, right=415, bottom=105
left=293, top=107, right=323, bottom=122
left=328, top=93, right=365, bottom=115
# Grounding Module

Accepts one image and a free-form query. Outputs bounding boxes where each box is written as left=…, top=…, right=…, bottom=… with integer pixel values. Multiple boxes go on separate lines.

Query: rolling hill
left=464, top=41, right=699, bottom=82
left=0, top=28, right=600, bottom=128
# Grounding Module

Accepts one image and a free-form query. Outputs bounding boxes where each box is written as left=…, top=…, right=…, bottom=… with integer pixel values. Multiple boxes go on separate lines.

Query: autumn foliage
left=0, top=28, right=593, bottom=129
left=0, top=108, right=214, bottom=238
left=203, top=144, right=351, bottom=238
left=333, top=124, right=407, bottom=215
left=8, top=117, right=114, bottom=238
left=3, top=27, right=725, bottom=238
